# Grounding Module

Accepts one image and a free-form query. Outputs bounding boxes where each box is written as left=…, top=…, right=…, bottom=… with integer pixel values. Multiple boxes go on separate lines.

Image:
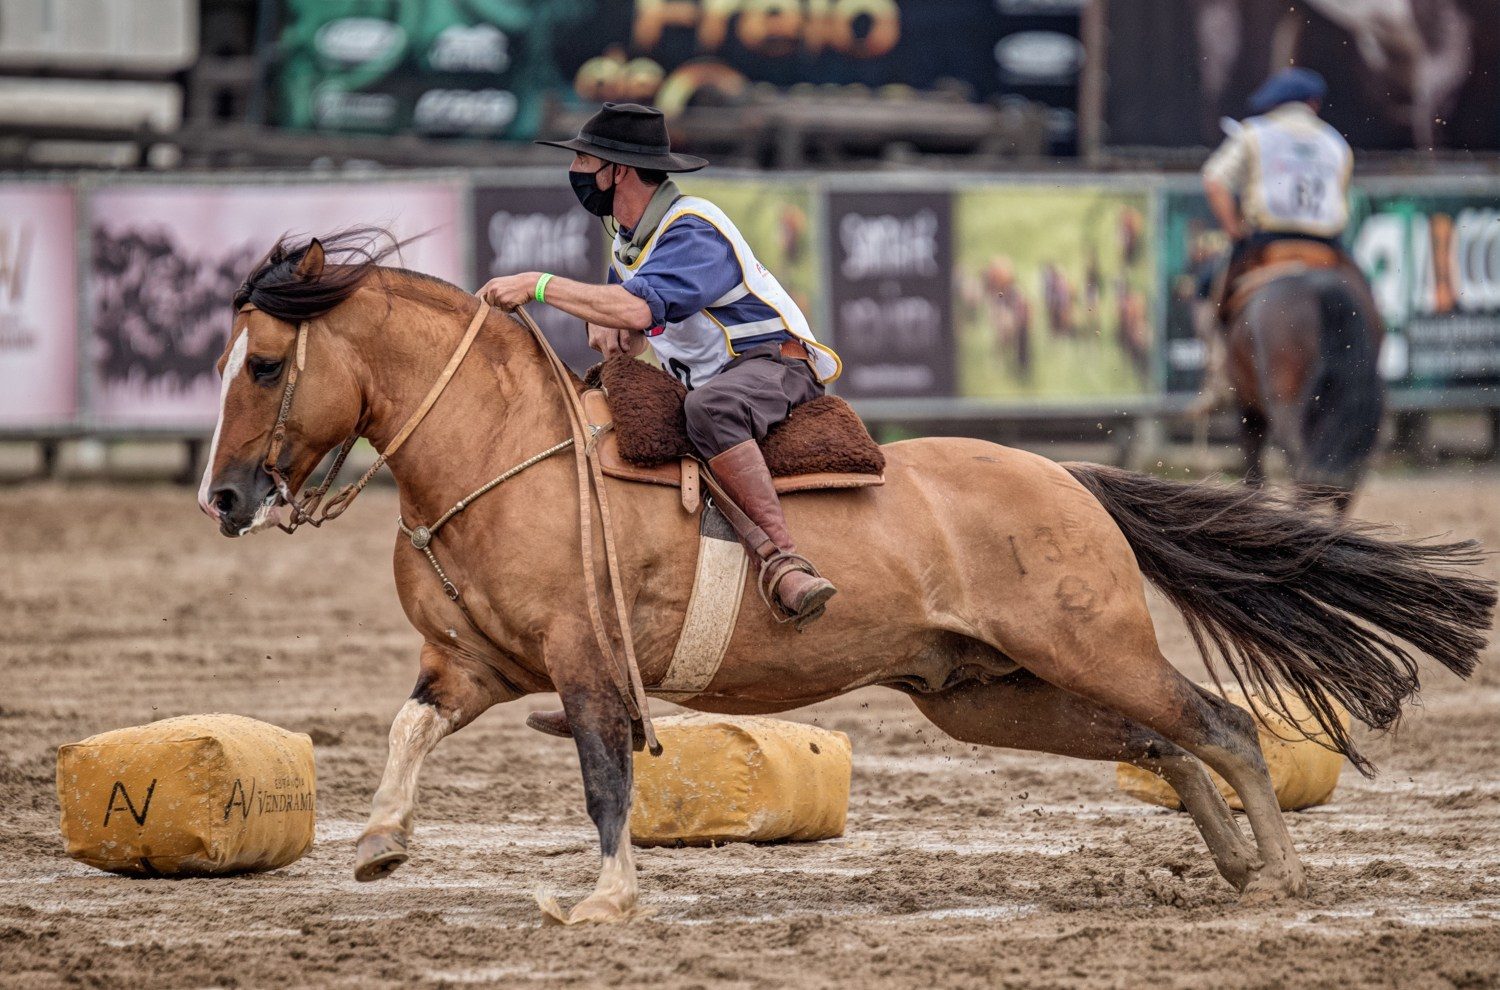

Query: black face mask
left=568, top=163, right=615, bottom=218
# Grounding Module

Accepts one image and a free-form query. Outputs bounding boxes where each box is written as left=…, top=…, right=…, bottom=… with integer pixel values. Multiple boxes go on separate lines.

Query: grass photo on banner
left=954, top=186, right=1155, bottom=401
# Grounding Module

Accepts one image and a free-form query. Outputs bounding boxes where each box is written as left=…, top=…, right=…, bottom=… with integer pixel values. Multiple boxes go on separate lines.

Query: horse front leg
left=355, top=643, right=513, bottom=881
left=537, top=657, right=640, bottom=924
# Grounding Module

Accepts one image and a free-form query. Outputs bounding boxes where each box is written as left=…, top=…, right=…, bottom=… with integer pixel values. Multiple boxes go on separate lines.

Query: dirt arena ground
left=2, top=469, right=1498, bottom=989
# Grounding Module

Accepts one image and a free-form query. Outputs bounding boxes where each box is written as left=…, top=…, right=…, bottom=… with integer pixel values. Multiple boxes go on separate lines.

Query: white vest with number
left=610, top=196, right=841, bottom=389
left=1245, top=112, right=1352, bottom=237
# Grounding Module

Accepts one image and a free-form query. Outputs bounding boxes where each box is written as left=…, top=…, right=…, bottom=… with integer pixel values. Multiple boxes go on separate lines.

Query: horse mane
left=234, top=226, right=464, bottom=322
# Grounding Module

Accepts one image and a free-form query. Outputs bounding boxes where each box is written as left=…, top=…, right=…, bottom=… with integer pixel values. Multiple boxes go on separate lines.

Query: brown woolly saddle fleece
left=581, top=357, right=885, bottom=501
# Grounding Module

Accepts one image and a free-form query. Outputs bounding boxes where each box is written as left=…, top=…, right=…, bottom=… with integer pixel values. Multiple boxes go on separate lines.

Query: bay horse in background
left=1222, top=245, right=1386, bottom=513
left=199, top=231, right=1491, bottom=924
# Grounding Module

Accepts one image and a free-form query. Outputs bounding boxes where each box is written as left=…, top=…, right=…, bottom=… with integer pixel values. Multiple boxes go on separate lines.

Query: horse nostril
left=212, top=487, right=239, bottom=517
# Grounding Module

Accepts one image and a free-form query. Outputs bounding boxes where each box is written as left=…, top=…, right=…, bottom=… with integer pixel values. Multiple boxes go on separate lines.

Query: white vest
left=610, top=196, right=841, bottom=389
left=1245, top=112, right=1352, bottom=237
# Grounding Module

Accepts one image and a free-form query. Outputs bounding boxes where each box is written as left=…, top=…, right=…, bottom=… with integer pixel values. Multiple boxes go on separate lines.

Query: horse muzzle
left=203, top=461, right=284, bottom=537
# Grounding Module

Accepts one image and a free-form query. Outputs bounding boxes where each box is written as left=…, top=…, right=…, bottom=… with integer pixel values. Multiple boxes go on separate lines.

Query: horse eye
left=247, top=357, right=284, bottom=383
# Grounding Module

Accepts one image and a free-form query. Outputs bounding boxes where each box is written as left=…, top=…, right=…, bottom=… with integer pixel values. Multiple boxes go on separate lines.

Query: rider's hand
left=476, top=273, right=540, bottom=310
left=587, top=322, right=646, bottom=359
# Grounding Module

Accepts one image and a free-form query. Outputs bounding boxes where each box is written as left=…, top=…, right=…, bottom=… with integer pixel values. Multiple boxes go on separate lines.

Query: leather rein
left=243, top=299, right=660, bottom=753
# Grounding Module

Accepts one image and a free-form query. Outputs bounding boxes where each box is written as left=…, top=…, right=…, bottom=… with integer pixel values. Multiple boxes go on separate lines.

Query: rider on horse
left=478, top=102, right=842, bottom=637
left=1192, top=67, right=1357, bottom=414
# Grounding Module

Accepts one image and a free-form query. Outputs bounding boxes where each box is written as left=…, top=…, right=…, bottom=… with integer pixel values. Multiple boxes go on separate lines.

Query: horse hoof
left=1240, top=871, right=1304, bottom=905
left=535, top=890, right=641, bottom=925
left=1218, top=853, right=1259, bottom=893
left=569, top=895, right=631, bottom=924
left=354, top=831, right=409, bottom=882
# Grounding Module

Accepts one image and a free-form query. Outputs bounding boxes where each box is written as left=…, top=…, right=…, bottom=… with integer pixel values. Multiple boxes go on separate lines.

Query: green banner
left=1159, top=184, right=1500, bottom=392
left=952, top=186, right=1155, bottom=401
left=274, top=0, right=590, bottom=139
left=1155, top=189, right=1226, bottom=394
left=1350, top=190, right=1500, bottom=389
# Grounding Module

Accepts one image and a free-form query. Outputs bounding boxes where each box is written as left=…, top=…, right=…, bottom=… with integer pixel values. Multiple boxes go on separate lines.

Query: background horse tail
left=1299, top=271, right=1384, bottom=495
left=1065, top=463, right=1495, bottom=774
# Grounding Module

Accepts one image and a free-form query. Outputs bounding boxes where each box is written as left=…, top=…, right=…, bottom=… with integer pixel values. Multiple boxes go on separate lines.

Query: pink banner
left=0, top=184, right=78, bottom=427
left=88, top=182, right=465, bottom=429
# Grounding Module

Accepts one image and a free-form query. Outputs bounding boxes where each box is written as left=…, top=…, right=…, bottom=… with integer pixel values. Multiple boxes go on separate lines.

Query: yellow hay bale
left=1117, top=687, right=1347, bottom=812
left=631, top=714, right=851, bottom=847
left=56, top=713, right=316, bottom=877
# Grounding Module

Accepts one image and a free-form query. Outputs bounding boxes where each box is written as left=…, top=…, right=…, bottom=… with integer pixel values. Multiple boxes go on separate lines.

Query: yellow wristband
left=534, top=272, right=554, bottom=303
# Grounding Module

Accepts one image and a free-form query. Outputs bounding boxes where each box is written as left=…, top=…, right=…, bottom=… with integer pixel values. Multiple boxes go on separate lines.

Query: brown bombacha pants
left=683, top=343, right=823, bottom=459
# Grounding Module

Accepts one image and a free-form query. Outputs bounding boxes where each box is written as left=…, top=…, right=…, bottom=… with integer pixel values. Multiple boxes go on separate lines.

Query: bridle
left=245, top=299, right=493, bottom=534
left=236, top=298, right=660, bottom=753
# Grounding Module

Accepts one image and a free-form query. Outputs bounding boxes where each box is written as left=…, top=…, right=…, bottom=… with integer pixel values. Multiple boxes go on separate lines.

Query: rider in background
left=478, top=102, right=840, bottom=641
left=1192, top=67, right=1354, bottom=414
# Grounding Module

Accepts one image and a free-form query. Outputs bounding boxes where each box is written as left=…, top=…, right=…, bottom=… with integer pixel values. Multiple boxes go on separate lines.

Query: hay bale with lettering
left=56, top=713, right=316, bottom=877
left=631, top=713, right=851, bottom=847
left=1117, top=687, right=1347, bottom=812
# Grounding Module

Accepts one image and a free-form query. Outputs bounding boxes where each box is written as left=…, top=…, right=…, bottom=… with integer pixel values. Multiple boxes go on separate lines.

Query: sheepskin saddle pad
left=582, top=356, right=885, bottom=496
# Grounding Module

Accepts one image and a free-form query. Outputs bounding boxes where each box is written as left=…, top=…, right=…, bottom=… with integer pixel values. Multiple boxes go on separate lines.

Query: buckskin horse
left=200, top=232, right=1492, bottom=923
left=1220, top=241, right=1386, bottom=511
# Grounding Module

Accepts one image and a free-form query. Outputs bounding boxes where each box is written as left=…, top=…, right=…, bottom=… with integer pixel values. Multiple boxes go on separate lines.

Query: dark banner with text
left=471, top=184, right=607, bottom=375
left=826, top=190, right=954, bottom=399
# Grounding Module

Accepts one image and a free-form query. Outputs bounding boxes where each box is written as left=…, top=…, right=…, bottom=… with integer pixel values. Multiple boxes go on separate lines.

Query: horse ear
left=296, top=239, right=325, bottom=280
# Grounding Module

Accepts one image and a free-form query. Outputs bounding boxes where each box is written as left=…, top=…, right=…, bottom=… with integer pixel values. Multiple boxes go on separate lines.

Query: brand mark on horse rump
left=1055, top=576, right=1099, bottom=619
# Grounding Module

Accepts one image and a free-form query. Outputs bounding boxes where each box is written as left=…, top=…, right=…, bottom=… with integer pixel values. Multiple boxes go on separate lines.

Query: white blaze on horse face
left=198, top=329, right=249, bottom=519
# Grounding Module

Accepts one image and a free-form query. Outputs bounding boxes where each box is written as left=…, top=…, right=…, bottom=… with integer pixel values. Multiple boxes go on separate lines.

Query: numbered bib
left=1250, top=118, right=1349, bottom=233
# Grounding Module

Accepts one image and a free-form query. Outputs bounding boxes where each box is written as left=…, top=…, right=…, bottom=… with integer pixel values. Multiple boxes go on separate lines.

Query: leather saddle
left=1223, top=239, right=1345, bottom=322
left=582, top=357, right=885, bottom=514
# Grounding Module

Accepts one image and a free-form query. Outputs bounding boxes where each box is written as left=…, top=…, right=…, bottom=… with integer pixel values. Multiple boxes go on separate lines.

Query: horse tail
left=1064, top=463, right=1495, bottom=774
left=1300, top=274, right=1384, bottom=492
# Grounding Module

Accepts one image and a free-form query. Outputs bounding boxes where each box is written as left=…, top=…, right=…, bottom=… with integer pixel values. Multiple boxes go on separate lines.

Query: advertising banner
left=1156, top=190, right=1225, bottom=395
left=1158, top=184, right=1500, bottom=392
left=0, top=184, right=78, bottom=428
left=952, top=185, right=1154, bottom=401
left=1351, top=190, right=1500, bottom=389
left=560, top=2, right=1083, bottom=152
left=825, top=190, right=954, bottom=399
left=472, top=183, right=606, bottom=374
left=1105, top=0, right=1500, bottom=152
left=88, top=182, right=464, bottom=429
left=272, top=0, right=591, bottom=139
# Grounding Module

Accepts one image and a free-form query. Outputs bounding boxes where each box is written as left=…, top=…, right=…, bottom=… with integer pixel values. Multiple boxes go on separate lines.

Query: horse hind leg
left=910, top=672, right=1257, bottom=892
left=1014, top=627, right=1305, bottom=901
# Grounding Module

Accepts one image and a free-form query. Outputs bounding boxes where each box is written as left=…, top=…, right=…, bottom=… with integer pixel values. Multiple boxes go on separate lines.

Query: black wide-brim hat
left=535, top=102, right=707, bottom=172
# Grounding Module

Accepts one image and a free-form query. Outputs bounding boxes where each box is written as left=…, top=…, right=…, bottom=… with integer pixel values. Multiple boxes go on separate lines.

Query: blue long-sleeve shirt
left=610, top=216, right=791, bottom=347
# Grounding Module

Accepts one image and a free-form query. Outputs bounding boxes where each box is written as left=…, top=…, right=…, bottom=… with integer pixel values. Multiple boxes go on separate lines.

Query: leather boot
left=708, top=440, right=837, bottom=629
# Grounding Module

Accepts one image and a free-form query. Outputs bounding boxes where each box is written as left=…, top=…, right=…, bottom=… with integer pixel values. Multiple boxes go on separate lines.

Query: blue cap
left=1248, top=67, right=1327, bottom=115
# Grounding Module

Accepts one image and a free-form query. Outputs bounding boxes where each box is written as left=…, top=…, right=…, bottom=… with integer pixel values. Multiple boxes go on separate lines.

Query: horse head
left=198, top=230, right=395, bottom=536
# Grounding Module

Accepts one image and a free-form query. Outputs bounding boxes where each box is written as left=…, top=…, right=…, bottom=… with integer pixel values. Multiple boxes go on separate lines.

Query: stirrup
left=756, top=550, right=828, bottom=624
